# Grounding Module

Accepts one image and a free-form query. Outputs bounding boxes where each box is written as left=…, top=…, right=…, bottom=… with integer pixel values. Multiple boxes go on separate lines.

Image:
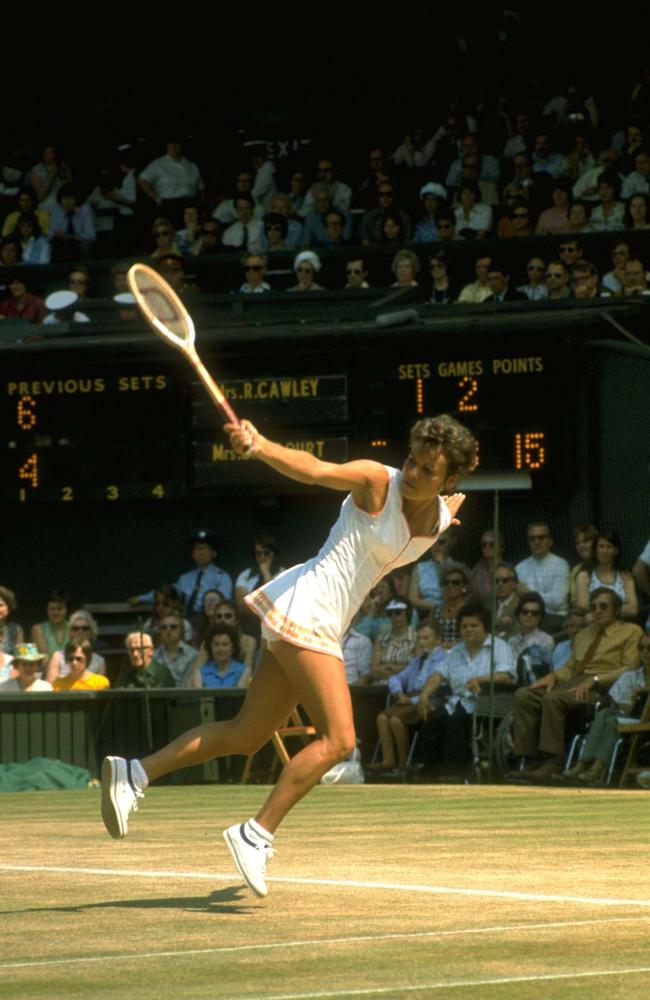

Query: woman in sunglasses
left=102, top=413, right=476, bottom=898
left=149, top=217, right=180, bottom=259
left=194, top=597, right=257, bottom=671
left=45, top=609, right=106, bottom=684
left=507, top=592, right=554, bottom=684
left=288, top=250, right=324, bottom=291
left=235, top=535, right=283, bottom=618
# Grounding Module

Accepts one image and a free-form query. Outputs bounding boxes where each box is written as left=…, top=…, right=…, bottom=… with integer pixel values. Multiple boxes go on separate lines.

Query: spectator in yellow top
left=52, top=640, right=110, bottom=691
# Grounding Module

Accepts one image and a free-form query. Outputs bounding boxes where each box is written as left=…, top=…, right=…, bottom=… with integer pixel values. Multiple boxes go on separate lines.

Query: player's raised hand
left=442, top=492, right=466, bottom=525
left=225, top=419, right=261, bottom=458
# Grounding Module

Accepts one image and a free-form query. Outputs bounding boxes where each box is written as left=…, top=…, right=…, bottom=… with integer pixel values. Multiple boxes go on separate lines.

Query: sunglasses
left=546, top=271, right=564, bottom=278
left=430, top=262, right=444, bottom=269
left=437, top=222, right=453, bottom=229
left=520, top=608, right=541, bottom=616
left=155, top=229, right=171, bottom=236
left=68, top=655, right=86, bottom=662
left=590, top=601, right=612, bottom=611
left=443, top=579, right=464, bottom=586
left=387, top=609, right=406, bottom=616
left=159, top=623, right=180, bottom=630
left=245, top=264, right=264, bottom=272
left=346, top=268, right=362, bottom=275
left=70, top=624, right=91, bottom=631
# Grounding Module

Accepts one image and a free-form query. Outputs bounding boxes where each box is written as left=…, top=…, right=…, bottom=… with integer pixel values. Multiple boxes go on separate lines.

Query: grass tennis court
left=2, top=783, right=650, bottom=999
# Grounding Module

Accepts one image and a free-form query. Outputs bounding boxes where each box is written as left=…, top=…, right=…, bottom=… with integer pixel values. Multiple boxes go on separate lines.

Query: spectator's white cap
left=293, top=250, right=322, bottom=273
left=45, top=290, right=78, bottom=311
left=420, top=182, right=447, bottom=200
left=385, top=599, right=409, bottom=612
left=114, top=292, right=136, bottom=305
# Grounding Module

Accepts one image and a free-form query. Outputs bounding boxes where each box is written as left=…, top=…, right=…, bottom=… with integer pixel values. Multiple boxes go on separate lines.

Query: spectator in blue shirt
left=130, top=529, right=233, bottom=615
left=197, top=624, right=250, bottom=688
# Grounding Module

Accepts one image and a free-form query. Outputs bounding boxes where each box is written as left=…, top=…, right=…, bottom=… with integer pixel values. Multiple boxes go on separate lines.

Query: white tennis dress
left=244, top=466, right=452, bottom=659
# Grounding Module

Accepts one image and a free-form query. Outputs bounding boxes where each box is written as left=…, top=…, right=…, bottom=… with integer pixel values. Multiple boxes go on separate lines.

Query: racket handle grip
left=193, top=357, right=239, bottom=425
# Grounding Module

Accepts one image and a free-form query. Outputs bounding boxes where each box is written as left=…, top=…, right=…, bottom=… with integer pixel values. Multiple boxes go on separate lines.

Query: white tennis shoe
left=101, top=756, right=144, bottom=839
left=223, top=821, right=275, bottom=898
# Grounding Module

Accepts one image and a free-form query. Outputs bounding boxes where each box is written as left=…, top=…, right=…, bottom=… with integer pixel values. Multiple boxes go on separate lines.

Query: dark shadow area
left=3, top=885, right=255, bottom=917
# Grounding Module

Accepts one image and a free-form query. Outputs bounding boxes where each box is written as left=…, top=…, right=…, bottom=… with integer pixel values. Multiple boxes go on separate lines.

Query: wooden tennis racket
left=127, top=263, right=239, bottom=425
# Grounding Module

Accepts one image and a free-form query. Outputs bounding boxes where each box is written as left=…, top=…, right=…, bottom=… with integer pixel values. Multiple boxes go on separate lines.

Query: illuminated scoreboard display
left=1, top=335, right=573, bottom=503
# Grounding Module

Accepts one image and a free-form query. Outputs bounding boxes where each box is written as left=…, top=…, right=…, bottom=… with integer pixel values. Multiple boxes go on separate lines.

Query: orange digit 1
left=457, top=376, right=479, bottom=412
left=18, top=453, right=39, bottom=488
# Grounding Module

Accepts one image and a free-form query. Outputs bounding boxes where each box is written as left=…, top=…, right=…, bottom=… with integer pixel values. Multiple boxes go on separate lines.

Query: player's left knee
left=325, top=732, right=356, bottom=763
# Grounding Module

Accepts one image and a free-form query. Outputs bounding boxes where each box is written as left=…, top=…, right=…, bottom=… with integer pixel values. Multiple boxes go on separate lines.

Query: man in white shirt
left=138, top=136, right=204, bottom=225
left=222, top=194, right=264, bottom=253
left=457, top=256, right=492, bottom=304
left=516, top=522, right=569, bottom=628
left=621, top=149, right=650, bottom=199
left=342, top=627, right=373, bottom=685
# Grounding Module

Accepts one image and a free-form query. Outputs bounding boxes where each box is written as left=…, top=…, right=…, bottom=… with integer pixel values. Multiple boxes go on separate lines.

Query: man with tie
left=509, top=588, right=643, bottom=781
left=222, top=194, right=264, bottom=253
left=130, top=529, right=233, bottom=615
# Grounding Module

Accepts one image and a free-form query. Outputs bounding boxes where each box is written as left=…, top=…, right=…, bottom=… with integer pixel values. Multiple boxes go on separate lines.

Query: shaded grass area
left=2, top=784, right=650, bottom=999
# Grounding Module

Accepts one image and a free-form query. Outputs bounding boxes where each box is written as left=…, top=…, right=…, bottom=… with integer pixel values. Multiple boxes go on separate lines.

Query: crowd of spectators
left=2, top=519, right=650, bottom=785
left=3, top=71, right=650, bottom=318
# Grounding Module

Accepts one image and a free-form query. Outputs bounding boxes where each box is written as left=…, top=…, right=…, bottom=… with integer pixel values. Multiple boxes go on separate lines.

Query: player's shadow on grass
left=7, top=886, right=255, bottom=916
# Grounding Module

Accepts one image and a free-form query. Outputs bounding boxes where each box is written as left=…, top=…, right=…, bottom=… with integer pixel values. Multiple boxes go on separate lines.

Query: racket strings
left=130, top=267, right=192, bottom=342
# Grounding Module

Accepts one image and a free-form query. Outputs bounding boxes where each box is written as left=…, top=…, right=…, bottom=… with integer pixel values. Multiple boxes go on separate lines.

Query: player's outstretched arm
left=225, top=420, right=388, bottom=511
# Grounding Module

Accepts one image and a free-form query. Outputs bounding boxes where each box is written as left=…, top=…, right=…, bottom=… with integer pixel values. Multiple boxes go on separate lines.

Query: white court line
left=3, top=863, right=650, bottom=908
left=1, top=916, right=649, bottom=972
left=243, top=967, right=650, bottom=998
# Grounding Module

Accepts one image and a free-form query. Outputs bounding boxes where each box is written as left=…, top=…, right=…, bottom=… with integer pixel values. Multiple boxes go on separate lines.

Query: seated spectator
left=359, top=182, right=411, bottom=244
left=288, top=250, right=324, bottom=291
left=543, top=81, right=599, bottom=130
left=30, top=590, right=70, bottom=660
left=0, top=236, right=21, bottom=266
left=344, top=258, right=370, bottom=289
left=235, top=534, right=284, bottom=617
left=586, top=171, right=626, bottom=232
left=149, top=217, right=180, bottom=259
left=369, top=622, right=446, bottom=772
left=0, top=273, right=46, bottom=323
left=45, top=609, right=106, bottom=684
left=408, top=534, right=454, bottom=620
left=575, top=529, right=638, bottom=620
left=624, top=192, right=650, bottom=230
left=572, top=260, right=608, bottom=299
left=563, top=133, right=596, bottom=182
left=621, top=149, right=650, bottom=200
left=454, top=181, right=492, bottom=239
left=434, top=209, right=458, bottom=241
left=68, top=265, right=90, bottom=298
left=355, top=147, right=391, bottom=210
left=431, top=563, right=470, bottom=648
left=494, top=563, right=521, bottom=639
left=483, top=261, right=528, bottom=303
left=0, top=586, right=24, bottom=654
left=428, top=251, right=457, bottom=304
left=0, top=644, right=52, bottom=693
left=260, top=213, right=289, bottom=252
left=508, top=592, right=555, bottom=683
left=391, top=248, right=420, bottom=287
left=566, top=634, right=650, bottom=784
left=567, top=202, right=590, bottom=233
left=196, top=598, right=257, bottom=669
left=355, top=578, right=395, bottom=641
left=236, top=252, right=271, bottom=293
left=633, top=538, right=650, bottom=607
left=342, top=625, right=373, bottom=685
left=602, top=240, right=631, bottom=294
left=457, top=255, right=493, bottom=304
left=2, top=189, right=50, bottom=237
left=517, top=257, right=548, bottom=300
left=249, top=144, right=277, bottom=210
left=572, top=149, right=622, bottom=203
left=413, top=183, right=448, bottom=243
left=302, top=186, right=352, bottom=246
left=317, top=210, right=350, bottom=249
left=503, top=111, right=532, bottom=159
left=222, top=194, right=264, bottom=253
left=30, top=144, right=72, bottom=210
left=469, top=530, right=503, bottom=609
left=381, top=212, right=407, bottom=245
left=368, top=598, right=416, bottom=684
left=390, top=126, right=435, bottom=170
left=617, top=123, right=646, bottom=173
left=534, top=179, right=572, bottom=235
left=288, top=168, right=307, bottom=215
left=545, top=260, right=572, bottom=300
left=497, top=200, right=534, bottom=238
left=53, top=639, right=110, bottom=691
left=446, top=133, right=500, bottom=191
left=193, top=588, right=227, bottom=649
left=262, top=193, right=303, bottom=248
left=151, top=608, right=198, bottom=687
left=9, top=213, right=50, bottom=264
left=191, top=218, right=223, bottom=256
left=418, top=604, right=515, bottom=779
left=194, top=624, right=250, bottom=689
left=569, top=523, right=598, bottom=604
left=551, top=608, right=588, bottom=669
left=301, top=157, right=352, bottom=214
left=531, top=133, right=566, bottom=178
left=458, top=151, right=499, bottom=207
left=501, top=152, right=537, bottom=208
left=621, top=256, right=650, bottom=297
left=115, top=632, right=174, bottom=688
left=175, top=205, right=201, bottom=255
left=158, top=254, right=199, bottom=297
left=141, top=584, right=192, bottom=646
left=558, top=237, right=583, bottom=274
left=213, top=170, right=260, bottom=224
left=516, top=522, right=569, bottom=629
left=508, top=588, right=642, bottom=782
left=49, top=184, right=96, bottom=260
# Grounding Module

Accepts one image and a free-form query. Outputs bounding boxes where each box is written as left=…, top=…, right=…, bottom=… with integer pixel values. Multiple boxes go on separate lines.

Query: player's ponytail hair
left=410, top=414, right=478, bottom=477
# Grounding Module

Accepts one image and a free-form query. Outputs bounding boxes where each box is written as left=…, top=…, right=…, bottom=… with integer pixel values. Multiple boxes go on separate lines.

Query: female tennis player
left=102, top=413, right=477, bottom=897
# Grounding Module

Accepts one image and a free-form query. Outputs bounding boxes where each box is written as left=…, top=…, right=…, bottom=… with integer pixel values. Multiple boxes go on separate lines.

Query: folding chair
left=240, top=707, right=317, bottom=784
left=617, top=692, right=650, bottom=788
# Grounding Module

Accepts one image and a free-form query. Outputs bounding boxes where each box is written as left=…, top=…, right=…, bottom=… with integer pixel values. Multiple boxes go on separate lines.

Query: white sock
left=130, top=759, right=149, bottom=790
left=248, top=817, right=274, bottom=843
